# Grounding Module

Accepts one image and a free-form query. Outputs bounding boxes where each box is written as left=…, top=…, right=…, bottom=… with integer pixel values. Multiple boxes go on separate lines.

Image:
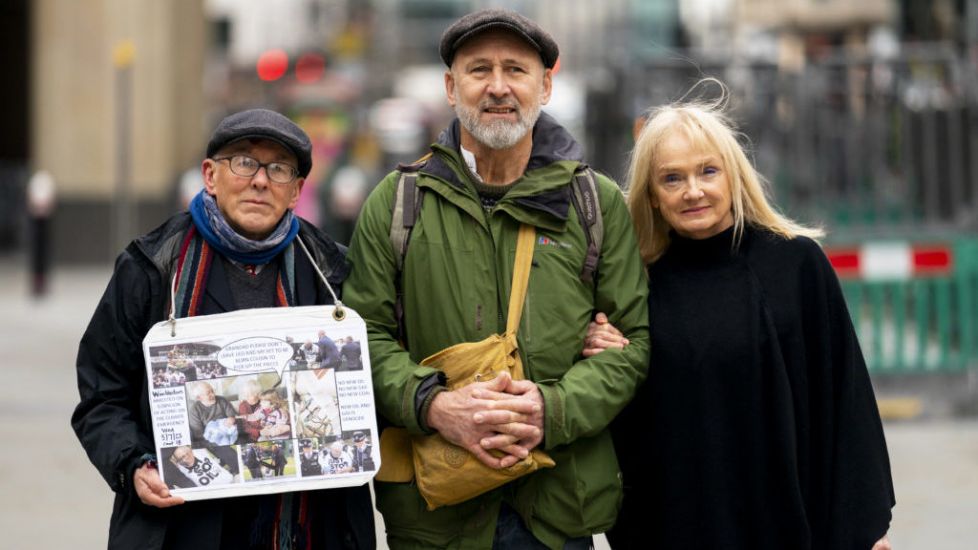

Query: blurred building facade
left=12, top=0, right=684, bottom=262
left=7, top=0, right=978, bottom=264
left=29, top=0, right=206, bottom=262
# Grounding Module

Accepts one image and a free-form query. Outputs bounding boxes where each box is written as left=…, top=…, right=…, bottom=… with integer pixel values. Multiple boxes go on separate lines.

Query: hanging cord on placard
left=295, top=235, right=345, bottom=321
left=168, top=269, right=179, bottom=337
left=165, top=236, right=345, bottom=337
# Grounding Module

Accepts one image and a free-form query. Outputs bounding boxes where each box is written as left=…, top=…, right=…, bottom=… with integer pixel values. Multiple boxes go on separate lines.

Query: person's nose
left=251, top=165, right=271, bottom=188
left=683, top=177, right=705, bottom=200
left=486, top=67, right=511, bottom=98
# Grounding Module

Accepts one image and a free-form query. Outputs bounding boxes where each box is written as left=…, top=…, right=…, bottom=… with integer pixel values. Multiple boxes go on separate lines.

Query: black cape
left=608, top=225, right=894, bottom=550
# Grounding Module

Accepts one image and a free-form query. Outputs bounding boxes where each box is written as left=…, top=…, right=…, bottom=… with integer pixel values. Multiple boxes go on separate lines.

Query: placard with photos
left=142, top=305, right=378, bottom=501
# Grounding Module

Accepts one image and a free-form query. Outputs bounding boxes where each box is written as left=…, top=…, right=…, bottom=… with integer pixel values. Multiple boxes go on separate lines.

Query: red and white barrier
left=825, top=243, right=953, bottom=280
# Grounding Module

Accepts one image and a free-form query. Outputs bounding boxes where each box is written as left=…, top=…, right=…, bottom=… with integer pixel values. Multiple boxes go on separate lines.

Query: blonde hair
left=260, top=389, right=285, bottom=409
left=626, top=80, right=822, bottom=264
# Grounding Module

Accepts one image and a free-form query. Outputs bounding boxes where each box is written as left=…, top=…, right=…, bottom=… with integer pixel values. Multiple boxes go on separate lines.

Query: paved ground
left=1, top=261, right=975, bottom=549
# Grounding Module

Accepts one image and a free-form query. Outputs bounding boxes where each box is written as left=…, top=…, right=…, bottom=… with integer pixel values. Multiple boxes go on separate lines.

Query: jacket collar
left=422, top=112, right=584, bottom=226
left=431, top=111, right=584, bottom=172
left=199, top=240, right=337, bottom=314
left=131, top=212, right=350, bottom=313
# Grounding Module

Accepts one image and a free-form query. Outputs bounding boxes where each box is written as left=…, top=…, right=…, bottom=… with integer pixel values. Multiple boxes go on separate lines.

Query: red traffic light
left=256, top=49, right=288, bottom=81
left=295, top=52, right=326, bottom=83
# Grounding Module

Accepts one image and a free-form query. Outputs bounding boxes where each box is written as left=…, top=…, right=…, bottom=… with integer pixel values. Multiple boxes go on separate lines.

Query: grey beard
left=455, top=98, right=541, bottom=150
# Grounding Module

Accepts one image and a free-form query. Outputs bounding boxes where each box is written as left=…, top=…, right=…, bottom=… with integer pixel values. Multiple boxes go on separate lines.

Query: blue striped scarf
left=189, top=190, right=299, bottom=265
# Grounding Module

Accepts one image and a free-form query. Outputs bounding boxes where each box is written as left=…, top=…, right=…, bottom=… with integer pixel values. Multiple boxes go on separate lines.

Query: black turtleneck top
left=608, top=225, right=894, bottom=550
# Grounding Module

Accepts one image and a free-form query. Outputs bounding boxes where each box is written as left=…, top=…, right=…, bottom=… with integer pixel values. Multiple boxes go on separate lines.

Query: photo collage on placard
left=296, top=429, right=377, bottom=478
left=149, top=328, right=373, bottom=491
left=151, top=343, right=227, bottom=388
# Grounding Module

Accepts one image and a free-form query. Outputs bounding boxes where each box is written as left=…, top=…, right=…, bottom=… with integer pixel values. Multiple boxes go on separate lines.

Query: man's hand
left=872, top=534, right=892, bottom=550
left=471, top=376, right=545, bottom=457
left=583, top=312, right=628, bottom=357
left=133, top=464, right=184, bottom=508
left=426, top=371, right=540, bottom=469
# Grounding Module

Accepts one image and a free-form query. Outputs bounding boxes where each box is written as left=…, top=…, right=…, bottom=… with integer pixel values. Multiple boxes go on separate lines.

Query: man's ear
left=202, top=159, right=218, bottom=195
left=288, top=178, right=305, bottom=210
left=540, top=68, right=553, bottom=105
left=444, top=70, right=457, bottom=107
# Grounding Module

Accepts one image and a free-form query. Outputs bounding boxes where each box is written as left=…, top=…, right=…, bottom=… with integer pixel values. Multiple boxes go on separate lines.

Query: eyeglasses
left=213, top=155, right=299, bottom=184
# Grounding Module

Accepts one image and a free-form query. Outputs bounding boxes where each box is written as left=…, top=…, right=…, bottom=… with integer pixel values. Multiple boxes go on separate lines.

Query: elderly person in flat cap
left=344, top=8, right=649, bottom=550
left=72, top=109, right=374, bottom=550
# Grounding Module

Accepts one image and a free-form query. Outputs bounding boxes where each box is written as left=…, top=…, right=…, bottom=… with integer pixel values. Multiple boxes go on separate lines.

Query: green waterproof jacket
left=344, top=114, right=650, bottom=549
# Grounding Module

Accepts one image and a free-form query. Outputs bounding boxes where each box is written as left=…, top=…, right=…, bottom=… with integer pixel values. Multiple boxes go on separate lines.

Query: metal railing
left=833, top=240, right=978, bottom=373
left=612, top=44, right=978, bottom=239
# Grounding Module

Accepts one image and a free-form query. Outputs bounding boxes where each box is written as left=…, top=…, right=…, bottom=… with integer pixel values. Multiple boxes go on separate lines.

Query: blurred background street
left=2, top=0, right=978, bottom=547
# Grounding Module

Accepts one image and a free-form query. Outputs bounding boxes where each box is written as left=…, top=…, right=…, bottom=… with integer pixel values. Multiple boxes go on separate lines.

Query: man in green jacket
left=344, top=8, right=650, bottom=549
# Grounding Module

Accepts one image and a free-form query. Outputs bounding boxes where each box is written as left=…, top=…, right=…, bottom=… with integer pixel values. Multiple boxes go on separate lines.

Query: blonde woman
left=589, top=88, right=894, bottom=549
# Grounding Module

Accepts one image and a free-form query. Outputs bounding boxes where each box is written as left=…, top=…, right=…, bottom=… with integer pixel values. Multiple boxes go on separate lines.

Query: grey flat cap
left=440, top=8, right=559, bottom=69
left=206, top=109, right=313, bottom=178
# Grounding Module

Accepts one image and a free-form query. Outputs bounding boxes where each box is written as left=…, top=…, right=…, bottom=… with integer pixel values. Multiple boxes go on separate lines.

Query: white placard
left=142, top=305, right=378, bottom=501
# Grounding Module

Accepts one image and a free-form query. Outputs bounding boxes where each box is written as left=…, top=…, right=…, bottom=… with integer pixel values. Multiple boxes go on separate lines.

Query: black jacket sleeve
left=71, top=249, right=160, bottom=494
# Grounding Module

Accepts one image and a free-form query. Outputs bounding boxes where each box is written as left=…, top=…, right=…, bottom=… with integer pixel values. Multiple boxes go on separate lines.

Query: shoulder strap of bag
left=506, top=224, right=536, bottom=335
left=568, top=165, right=603, bottom=283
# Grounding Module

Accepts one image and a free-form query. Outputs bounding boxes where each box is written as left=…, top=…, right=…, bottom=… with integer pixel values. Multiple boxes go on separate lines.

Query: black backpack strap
left=569, top=164, right=603, bottom=283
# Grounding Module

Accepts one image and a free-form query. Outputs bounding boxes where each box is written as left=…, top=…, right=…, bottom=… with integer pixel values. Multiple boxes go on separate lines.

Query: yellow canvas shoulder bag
left=376, top=223, right=555, bottom=510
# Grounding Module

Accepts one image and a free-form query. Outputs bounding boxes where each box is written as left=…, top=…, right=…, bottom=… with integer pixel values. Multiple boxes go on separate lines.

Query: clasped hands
left=426, top=370, right=545, bottom=470
left=423, top=312, right=630, bottom=470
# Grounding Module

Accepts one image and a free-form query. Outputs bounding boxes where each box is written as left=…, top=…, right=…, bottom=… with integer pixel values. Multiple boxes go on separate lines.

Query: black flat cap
left=440, top=8, right=559, bottom=69
left=206, top=109, right=313, bottom=178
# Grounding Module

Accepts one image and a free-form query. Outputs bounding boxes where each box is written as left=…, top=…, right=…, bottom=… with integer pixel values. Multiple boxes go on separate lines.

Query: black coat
left=71, top=213, right=375, bottom=550
left=609, top=225, right=894, bottom=550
